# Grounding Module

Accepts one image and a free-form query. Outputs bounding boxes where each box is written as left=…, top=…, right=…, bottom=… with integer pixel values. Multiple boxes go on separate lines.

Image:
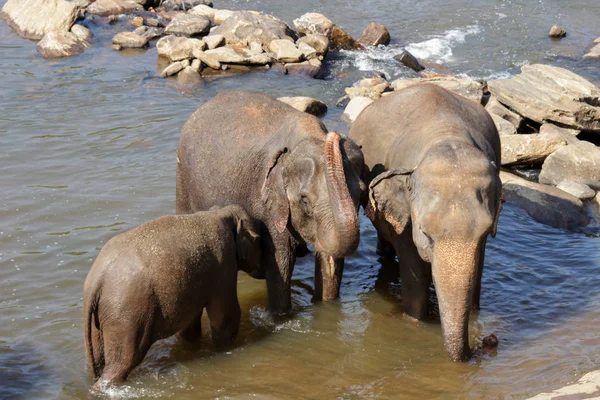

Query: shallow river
left=1, top=0, right=600, bottom=398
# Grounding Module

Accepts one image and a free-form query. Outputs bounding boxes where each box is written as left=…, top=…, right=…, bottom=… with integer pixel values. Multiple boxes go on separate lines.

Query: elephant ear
left=236, top=219, right=261, bottom=273
left=261, top=147, right=290, bottom=233
left=365, top=168, right=413, bottom=235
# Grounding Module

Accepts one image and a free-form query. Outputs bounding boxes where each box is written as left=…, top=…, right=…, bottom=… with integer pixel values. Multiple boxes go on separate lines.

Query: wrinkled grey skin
left=349, top=84, right=502, bottom=361
left=177, top=91, right=365, bottom=313
left=83, top=205, right=261, bottom=387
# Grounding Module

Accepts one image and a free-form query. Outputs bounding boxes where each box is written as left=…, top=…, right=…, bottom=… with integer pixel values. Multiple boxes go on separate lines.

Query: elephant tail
left=84, top=293, right=103, bottom=379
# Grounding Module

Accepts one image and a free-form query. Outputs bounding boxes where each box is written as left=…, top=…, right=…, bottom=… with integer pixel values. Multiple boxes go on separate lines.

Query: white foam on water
left=249, top=306, right=322, bottom=336
left=405, top=25, right=481, bottom=62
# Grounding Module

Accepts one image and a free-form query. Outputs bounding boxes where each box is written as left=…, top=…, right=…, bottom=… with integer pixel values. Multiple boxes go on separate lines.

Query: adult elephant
left=349, top=84, right=502, bottom=361
left=177, top=91, right=365, bottom=313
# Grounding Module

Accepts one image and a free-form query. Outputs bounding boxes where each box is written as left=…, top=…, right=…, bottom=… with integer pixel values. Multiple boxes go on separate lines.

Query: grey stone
left=189, top=4, right=214, bottom=20
left=36, top=30, right=84, bottom=58
left=343, top=96, right=373, bottom=123
left=500, top=171, right=589, bottom=231
left=204, top=34, right=224, bottom=49
left=203, top=47, right=245, bottom=63
left=485, top=95, right=522, bottom=129
left=293, top=12, right=363, bottom=50
left=500, top=133, right=566, bottom=166
left=160, top=60, right=185, bottom=77
left=556, top=180, right=596, bottom=200
left=539, top=141, right=600, bottom=189
left=70, top=24, right=92, bottom=43
left=212, top=11, right=296, bottom=47
left=490, top=113, right=517, bottom=135
left=191, top=58, right=201, bottom=71
left=177, top=66, right=202, bottom=84
left=488, top=64, right=600, bottom=132
left=277, top=96, right=327, bottom=117
left=285, top=60, right=320, bottom=78
left=87, top=0, right=142, bottom=16
left=1, top=0, right=79, bottom=40
left=392, top=76, right=484, bottom=103
left=394, top=50, right=425, bottom=72
left=297, top=41, right=317, bottom=59
left=248, top=41, right=264, bottom=54
left=156, top=35, right=194, bottom=61
left=297, top=34, right=329, bottom=57
left=160, top=0, right=212, bottom=12
left=539, top=123, right=580, bottom=145
left=583, top=42, right=600, bottom=59
left=358, top=22, right=390, bottom=46
left=192, top=49, right=220, bottom=69
left=112, top=31, right=149, bottom=48
left=164, top=14, right=210, bottom=37
left=268, top=39, right=303, bottom=63
left=548, top=25, right=566, bottom=38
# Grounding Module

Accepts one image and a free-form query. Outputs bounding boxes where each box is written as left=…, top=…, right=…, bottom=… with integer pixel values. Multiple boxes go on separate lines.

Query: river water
left=1, top=0, right=600, bottom=398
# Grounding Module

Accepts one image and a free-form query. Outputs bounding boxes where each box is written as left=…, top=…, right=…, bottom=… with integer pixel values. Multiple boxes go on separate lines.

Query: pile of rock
left=341, top=61, right=600, bottom=231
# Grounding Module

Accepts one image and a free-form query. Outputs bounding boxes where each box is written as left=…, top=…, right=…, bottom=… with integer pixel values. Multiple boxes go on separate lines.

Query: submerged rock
left=277, top=96, right=327, bottom=117
left=112, top=31, right=149, bottom=48
left=160, top=0, right=213, bottom=12
left=343, top=96, right=373, bottom=123
left=392, top=76, right=484, bottom=103
left=164, top=14, right=211, bottom=37
left=358, top=22, right=390, bottom=46
left=556, top=180, right=596, bottom=200
left=1, top=0, right=79, bottom=40
left=87, top=0, right=143, bottom=16
left=500, top=133, right=566, bottom=166
left=36, top=30, right=85, bottom=58
left=500, top=171, right=589, bottom=231
left=488, top=64, right=600, bottom=132
left=285, top=59, right=321, bottom=77
left=212, top=11, right=296, bottom=47
left=539, top=141, right=600, bottom=190
left=548, top=25, right=566, bottom=38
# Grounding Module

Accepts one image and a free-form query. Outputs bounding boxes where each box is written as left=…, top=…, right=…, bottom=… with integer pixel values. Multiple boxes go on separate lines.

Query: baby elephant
left=83, top=205, right=261, bottom=388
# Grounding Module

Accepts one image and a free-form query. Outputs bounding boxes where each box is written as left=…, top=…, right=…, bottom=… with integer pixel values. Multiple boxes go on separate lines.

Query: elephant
left=348, top=83, right=502, bottom=361
left=176, top=91, right=365, bottom=313
left=83, top=205, right=261, bottom=387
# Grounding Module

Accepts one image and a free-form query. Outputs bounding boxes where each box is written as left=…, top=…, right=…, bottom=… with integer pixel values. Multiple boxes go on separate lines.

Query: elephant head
left=261, top=131, right=365, bottom=300
left=366, top=143, right=502, bottom=361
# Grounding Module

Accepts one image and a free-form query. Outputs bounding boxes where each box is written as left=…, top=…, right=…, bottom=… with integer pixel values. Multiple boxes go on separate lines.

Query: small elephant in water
left=349, top=84, right=502, bottom=361
left=176, top=91, right=365, bottom=313
left=83, top=205, right=261, bottom=387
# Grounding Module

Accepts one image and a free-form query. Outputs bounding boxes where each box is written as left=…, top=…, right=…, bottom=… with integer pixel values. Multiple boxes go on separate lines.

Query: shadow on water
left=0, top=343, right=55, bottom=400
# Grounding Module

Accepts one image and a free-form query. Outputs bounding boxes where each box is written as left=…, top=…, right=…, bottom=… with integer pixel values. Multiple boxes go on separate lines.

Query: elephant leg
left=376, top=233, right=396, bottom=258
left=471, top=237, right=487, bottom=311
left=207, top=293, right=241, bottom=346
left=265, top=239, right=296, bottom=314
left=179, top=311, right=203, bottom=343
left=396, top=236, right=431, bottom=320
left=313, top=253, right=344, bottom=302
left=175, top=165, right=192, bottom=214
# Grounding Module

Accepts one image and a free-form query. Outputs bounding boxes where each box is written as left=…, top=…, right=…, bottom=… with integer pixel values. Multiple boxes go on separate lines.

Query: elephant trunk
left=432, top=240, right=480, bottom=361
left=313, top=253, right=344, bottom=301
left=319, top=131, right=360, bottom=259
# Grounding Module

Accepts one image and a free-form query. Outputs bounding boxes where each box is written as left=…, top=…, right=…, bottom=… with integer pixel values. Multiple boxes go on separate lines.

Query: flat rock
left=500, top=171, right=589, bottom=231
left=87, top=0, right=142, bottom=16
left=548, top=24, right=566, bottom=38
left=392, top=77, right=484, bottom=103
left=1, top=0, right=79, bottom=40
left=527, top=370, right=600, bottom=400
left=192, top=49, right=220, bottom=69
left=156, top=35, right=194, bottom=61
left=293, top=12, right=363, bottom=50
left=177, top=66, right=202, bottom=84
left=583, top=42, right=600, bottom=59
left=160, top=60, right=185, bottom=77
left=358, top=22, right=390, bottom=46
left=268, top=39, right=303, bottom=63
left=71, top=24, right=92, bottom=43
left=112, top=31, right=148, bottom=48
left=204, top=34, right=224, bottom=49
left=36, top=30, right=84, bottom=58
left=277, top=96, right=327, bottom=117
left=556, top=180, right=596, bottom=200
left=160, top=0, right=212, bottom=12
left=164, top=14, right=210, bottom=37
left=297, top=34, right=329, bottom=57
left=202, top=47, right=270, bottom=65
left=539, top=141, right=600, bottom=189
left=490, top=113, right=517, bottom=135
left=212, top=11, right=295, bottom=47
left=394, top=50, right=424, bottom=72
left=500, top=133, right=566, bottom=166
left=485, top=95, right=522, bottom=129
left=539, top=123, right=580, bottom=144
left=488, top=64, right=600, bottom=132
left=343, top=96, right=373, bottom=123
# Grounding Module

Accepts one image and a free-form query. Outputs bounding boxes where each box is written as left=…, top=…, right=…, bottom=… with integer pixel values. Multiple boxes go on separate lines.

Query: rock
left=343, top=96, right=373, bottom=123
left=204, top=34, right=224, bottom=49
left=490, top=113, right=517, bottom=135
left=277, top=96, right=327, bottom=117
left=135, top=26, right=164, bottom=40
left=548, top=25, right=566, bottom=38
left=358, top=22, right=390, bottom=46
left=482, top=334, right=499, bottom=350
left=36, top=30, right=84, bottom=58
left=146, top=17, right=164, bottom=28
left=192, top=49, right=220, bottom=69
left=556, top=180, right=596, bottom=200
left=293, top=12, right=363, bottom=51
left=248, top=41, right=263, bottom=54
left=212, top=11, right=296, bottom=47
left=297, top=42, right=317, bottom=59
left=177, top=66, right=202, bottom=84
left=268, top=39, right=303, bottom=63
left=394, top=50, right=424, bottom=72
left=112, top=31, right=148, bottom=48
left=487, top=64, right=600, bottom=132
left=203, top=47, right=246, bottom=64
left=160, top=60, right=185, bottom=77
left=345, top=85, right=389, bottom=100
left=392, top=77, right=484, bottom=103
left=539, top=141, right=600, bottom=189
left=191, top=58, right=201, bottom=71
left=164, top=14, right=210, bottom=37
left=156, top=35, right=194, bottom=61
left=213, top=9, right=234, bottom=25
left=245, top=53, right=272, bottom=65
left=160, top=0, right=212, bottom=12
left=418, top=59, right=455, bottom=77
left=527, top=370, right=600, bottom=400
left=87, top=0, right=142, bottom=16
left=189, top=4, right=214, bottom=19
left=485, top=95, right=523, bottom=130
left=500, top=171, right=589, bottom=231
left=130, top=16, right=144, bottom=27
left=297, top=34, right=329, bottom=57
left=336, top=95, right=351, bottom=108
left=500, top=133, right=566, bottom=166
left=583, top=43, right=600, bottom=59
left=70, top=24, right=92, bottom=43
left=1, top=0, right=79, bottom=40
left=286, top=60, right=320, bottom=78
left=539, top=123, right=580, bottom=144
left=359, top=76, right=388, bottom=88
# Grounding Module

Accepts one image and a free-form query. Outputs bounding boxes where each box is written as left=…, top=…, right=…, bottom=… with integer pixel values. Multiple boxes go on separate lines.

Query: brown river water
left=1, top=0, right=600, bottom=398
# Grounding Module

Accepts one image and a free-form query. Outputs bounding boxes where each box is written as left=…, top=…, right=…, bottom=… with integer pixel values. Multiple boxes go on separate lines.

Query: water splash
left=405, top=25, right=481, bottom=62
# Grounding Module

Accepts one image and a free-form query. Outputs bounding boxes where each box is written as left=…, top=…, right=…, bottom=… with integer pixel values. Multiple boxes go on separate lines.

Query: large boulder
left=211, top=11, right=296, bottom=47
left=500, top=133, right=566, bottom=166
left=392, top=77, right=484, bottom=103
left=500, top=171, right=589, bottom=231
left=87, top=0, right=143, bottom=16
left=164, top=14, right=211, bottom=37
left=1, top=0, right=79, bottom=40
left=488, top=64, right=600, bottom=132
left=277, top=96, right=327, bottom=117
left=160, top=0, right=212, bottom=12
left=36, top=30, right=85, bottom=58
left=539, top=141, right=600, bottom=189
left=293, top=12, right=363, bottom=51
left=343, top=96, right=373, bottom=123
left=358, top=22, right=390, bottom=46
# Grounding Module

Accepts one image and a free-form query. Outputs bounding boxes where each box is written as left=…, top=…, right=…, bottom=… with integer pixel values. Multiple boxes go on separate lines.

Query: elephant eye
left=299, top=194, right=310, bottom=207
